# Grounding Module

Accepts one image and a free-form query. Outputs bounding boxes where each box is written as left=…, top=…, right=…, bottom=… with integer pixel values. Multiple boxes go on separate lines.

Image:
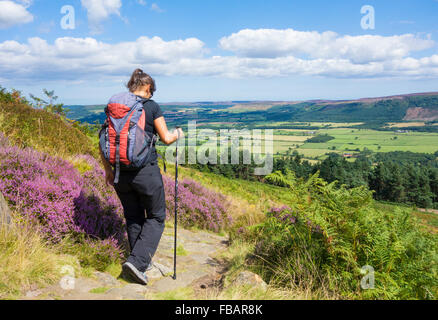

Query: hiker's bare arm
left=155, top=117, right=184, bottom=145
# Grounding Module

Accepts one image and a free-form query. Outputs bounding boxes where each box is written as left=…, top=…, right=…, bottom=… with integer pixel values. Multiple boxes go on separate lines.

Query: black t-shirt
left=140, top=98, right=164, bottom=164
left=141, top=99, right=164, bottom=135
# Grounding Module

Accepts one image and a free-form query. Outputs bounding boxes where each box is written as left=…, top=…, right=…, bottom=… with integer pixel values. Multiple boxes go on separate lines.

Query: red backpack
left=99, top=92, right=157, bottom=183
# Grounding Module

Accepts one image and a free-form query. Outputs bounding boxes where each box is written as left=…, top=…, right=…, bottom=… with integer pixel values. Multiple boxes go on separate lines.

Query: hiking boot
left=122, top=262, right=148, bottom=285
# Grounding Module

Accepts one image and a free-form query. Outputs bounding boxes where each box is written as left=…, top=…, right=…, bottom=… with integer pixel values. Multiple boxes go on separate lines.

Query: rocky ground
left=21, top=228, right=232, bottom=300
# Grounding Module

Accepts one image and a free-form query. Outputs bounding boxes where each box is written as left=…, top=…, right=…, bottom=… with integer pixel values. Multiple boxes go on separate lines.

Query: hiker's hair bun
left=127, top=68, right=156, bottom=96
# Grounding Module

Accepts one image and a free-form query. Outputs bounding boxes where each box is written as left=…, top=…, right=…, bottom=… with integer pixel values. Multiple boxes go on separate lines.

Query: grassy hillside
left=0, top=88, right=97, bottom=158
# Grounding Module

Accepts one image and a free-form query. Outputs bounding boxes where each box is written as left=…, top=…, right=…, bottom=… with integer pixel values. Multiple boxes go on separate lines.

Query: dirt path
left=22, top=228, right=229, bottom=300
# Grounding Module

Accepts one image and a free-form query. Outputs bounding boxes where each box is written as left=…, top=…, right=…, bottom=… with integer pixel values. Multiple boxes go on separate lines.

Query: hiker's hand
left=105, top=170, right=114, bottom=187
left=174, top=128, right=184, bottom=140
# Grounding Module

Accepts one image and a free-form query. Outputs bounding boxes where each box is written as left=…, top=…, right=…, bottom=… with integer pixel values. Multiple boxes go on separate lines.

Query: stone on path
left=94, top=271, right=119, bottom=287
left=25, top=290, right=43, bottom=298
left=151, top=269, right=209, bottom=293
left=153, top=262, right=172, bottom=276
left=146, top=266, right=163, bottom=279
left=147, top=229, right=228, bottom=294
left=232, top=271, right=267, bottom=290
left=70, top=278, right=102, bottom=294
left=105, top=284, right=147, bottom=300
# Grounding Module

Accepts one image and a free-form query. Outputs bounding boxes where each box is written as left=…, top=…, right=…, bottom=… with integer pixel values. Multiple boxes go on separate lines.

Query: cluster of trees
left=29, top=89, right=68, bottom=117
left=353, top=121, right=438, bottom=133
left=306, top=134, right=335, bottom=143
left=275, top=151, right=438, bottom=209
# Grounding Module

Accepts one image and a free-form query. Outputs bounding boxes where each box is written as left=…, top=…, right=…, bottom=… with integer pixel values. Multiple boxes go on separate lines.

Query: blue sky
left=0, top=0, right=437, bottom=104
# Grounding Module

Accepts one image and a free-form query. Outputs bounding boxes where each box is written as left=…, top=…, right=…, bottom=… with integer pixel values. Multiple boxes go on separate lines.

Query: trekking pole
left=173, top=127, right=181, bottom=280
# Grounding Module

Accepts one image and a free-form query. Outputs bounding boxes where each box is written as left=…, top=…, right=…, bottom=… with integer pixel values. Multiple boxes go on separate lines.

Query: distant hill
left=66, top=92, right=438, bottom=126
left=263, top=92, right=438, bottom=123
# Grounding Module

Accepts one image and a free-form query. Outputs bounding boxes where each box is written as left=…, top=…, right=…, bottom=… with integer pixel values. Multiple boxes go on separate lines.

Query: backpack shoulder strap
left=113, top=106, right=138, bottom=184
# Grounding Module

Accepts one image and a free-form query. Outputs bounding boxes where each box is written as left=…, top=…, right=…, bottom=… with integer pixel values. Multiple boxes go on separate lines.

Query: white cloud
left=0, top=36, right=207, bottom=80
left=81, top=0, right=123, bottom=34
left=137, top=0, right=147, bottom=6
left=219, top=28, right=435, bottom=64
left=0, top=0, right=33, bottom=29
left=182, top=55, right=438, bottom=79
left=0, top=29, right=437, bottom=82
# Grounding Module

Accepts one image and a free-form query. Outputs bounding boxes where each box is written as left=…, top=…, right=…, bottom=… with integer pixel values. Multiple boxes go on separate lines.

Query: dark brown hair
left=127, top=69, right=156, bottom=96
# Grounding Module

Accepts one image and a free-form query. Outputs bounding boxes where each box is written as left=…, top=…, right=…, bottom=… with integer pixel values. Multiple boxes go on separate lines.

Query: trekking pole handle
left=175, top=126, right=181, bottom=141
left=174, top=127, right=181, bottom=166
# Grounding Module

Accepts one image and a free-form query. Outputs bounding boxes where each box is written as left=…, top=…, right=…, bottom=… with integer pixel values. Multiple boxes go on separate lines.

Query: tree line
left=184, top=149, right=438, bottom=209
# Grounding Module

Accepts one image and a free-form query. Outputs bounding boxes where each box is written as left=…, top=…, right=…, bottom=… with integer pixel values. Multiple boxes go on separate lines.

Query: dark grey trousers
left=114, top=163, right=166, bottom=273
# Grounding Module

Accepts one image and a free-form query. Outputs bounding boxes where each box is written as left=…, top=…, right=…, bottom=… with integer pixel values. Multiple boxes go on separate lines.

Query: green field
left=270, top=125, right=438, bottom=160
left=193, top=122, right=438, bottom=160
left=158, top=123, right=438, bottom=162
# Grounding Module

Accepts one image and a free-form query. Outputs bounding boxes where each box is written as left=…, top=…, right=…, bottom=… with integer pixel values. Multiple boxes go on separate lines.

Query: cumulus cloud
left=0, top=0, right=34, bottom=29
left=0, top=29, right=437, bottom=82
left=0, top=36, right=207, bottom=80
left=81, top=0, right=123, bottom=34
left=219, top=28, right=435, bottom=64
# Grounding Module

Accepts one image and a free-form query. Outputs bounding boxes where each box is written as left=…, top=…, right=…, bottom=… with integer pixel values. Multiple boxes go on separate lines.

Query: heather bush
left=163, top=177, right=232, bottom=232
left=0, top=141, right=126, bottom=266
left=242, top=173, right=438, bottom=299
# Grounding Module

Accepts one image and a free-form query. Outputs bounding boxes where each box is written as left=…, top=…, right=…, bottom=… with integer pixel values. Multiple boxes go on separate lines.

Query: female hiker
left=99, top=69, right=183, bottom=285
